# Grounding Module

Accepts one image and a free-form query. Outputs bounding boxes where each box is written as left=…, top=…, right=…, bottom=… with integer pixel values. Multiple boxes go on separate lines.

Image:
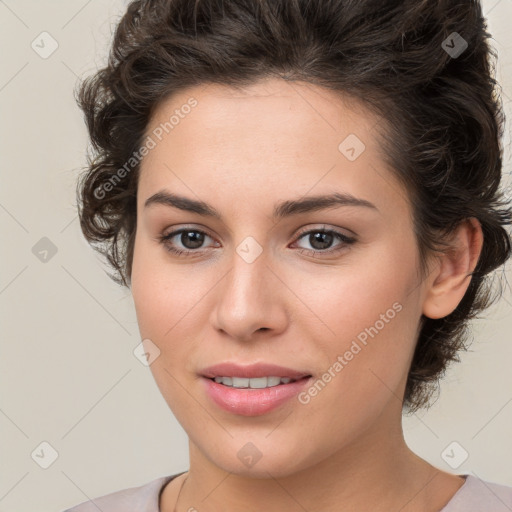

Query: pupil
left=310, top=232, right=332, bottom=250
left=182, top=231, right=204, bottom=249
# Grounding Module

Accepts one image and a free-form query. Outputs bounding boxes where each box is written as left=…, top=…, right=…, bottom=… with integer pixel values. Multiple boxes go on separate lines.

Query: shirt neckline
left=157, top=471, right=187, bottom=512
left=157, top=472, right=471, bottom=511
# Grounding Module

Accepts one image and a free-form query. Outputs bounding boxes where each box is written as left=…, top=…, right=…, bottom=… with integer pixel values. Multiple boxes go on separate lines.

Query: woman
left=65, top=0, right=512, bottom=510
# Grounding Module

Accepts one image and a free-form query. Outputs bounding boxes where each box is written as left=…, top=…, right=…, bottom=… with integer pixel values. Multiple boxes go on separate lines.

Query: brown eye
left=159, top=228, right=215, bottom=256
left=293, top=228, right=356, bottom=256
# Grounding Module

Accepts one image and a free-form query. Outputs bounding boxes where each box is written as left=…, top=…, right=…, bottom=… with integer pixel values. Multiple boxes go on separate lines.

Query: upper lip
left=200, top=362, right=311, bottom=380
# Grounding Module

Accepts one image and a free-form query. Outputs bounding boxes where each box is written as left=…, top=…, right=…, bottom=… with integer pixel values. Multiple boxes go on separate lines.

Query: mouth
left=199, top=362, right=313, bottom=415
left=200, top=362, right=312, bottom=382
left=206, top=375, right=312, bottom=389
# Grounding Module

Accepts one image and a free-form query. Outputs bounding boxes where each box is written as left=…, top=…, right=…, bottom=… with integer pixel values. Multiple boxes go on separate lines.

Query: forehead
left=144, top=78, right=379, bottom=155
left=138, top=78, right=409, bottom=219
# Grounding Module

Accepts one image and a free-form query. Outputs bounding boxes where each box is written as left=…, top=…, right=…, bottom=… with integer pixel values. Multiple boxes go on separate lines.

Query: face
left=131, top=78, right=429, bottom=478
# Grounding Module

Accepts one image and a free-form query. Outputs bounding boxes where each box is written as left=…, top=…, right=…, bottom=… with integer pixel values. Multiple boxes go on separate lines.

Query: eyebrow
left=144, top=190, right=378, bottom=219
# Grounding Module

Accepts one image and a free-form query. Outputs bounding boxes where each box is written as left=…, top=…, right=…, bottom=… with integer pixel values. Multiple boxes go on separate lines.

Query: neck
left=171, top=418, right=458, bottom=512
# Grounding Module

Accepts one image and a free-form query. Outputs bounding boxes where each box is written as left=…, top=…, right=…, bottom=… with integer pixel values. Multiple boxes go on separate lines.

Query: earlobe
left=422, top=218, right=484, bottom=320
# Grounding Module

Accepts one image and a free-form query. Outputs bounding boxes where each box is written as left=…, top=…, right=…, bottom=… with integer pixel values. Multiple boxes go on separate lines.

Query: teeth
left=267, top=377, right=282, bottom=387
left=233, top=377, right=251, bottom=388
left=213, top=376, right=295, bottom=388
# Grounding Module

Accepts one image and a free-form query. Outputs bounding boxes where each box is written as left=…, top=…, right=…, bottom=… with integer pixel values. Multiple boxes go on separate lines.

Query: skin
left=130, top=78, right=483, bottom=512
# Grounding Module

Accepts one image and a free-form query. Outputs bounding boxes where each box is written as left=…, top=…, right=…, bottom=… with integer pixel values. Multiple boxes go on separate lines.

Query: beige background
left=0, top=1, right=511, bottom=511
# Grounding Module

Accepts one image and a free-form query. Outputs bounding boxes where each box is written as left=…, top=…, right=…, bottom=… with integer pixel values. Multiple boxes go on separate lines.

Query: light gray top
left=63, top=473, right=512, bottom=511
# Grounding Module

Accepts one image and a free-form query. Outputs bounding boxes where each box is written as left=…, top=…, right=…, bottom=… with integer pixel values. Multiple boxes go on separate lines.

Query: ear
left=422, top=217, right=484, bottom=320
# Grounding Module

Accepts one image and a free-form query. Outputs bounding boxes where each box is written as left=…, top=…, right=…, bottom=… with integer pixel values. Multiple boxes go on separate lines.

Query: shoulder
left=441, top=475, right=512, bottom=512
left=61, top=474, right=182, bottom=512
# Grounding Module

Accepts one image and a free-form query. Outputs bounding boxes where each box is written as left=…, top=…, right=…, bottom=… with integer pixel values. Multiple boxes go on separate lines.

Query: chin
left=216, top=454, right=306, bottom=479
left=193, top=434, right=329, bottom=480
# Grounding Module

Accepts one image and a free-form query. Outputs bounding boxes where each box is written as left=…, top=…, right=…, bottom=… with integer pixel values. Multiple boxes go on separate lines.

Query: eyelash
left=158, top=226, right=356, bottom=258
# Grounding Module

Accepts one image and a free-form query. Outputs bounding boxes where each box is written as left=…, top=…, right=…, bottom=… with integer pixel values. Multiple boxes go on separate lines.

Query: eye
left=158, top=225, right=356, bottom=258
left=159, top=228, right=217, bottom=257
left=292, top=226, right=356, bottom=256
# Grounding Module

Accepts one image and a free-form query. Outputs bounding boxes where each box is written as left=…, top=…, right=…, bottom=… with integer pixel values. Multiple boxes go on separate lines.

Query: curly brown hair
left=75, top=0, right=512, bottom=413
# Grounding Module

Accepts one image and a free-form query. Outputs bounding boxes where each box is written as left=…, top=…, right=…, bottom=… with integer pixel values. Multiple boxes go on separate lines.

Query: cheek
left=131, top=238, right=213, bottom=348
left=131, top=242, right=161, bottom=337
left=294, top=240, right=420, bottom=402
left=131, top=242, right=203, bottom=410
left=296, top=243, right=414, bottom=340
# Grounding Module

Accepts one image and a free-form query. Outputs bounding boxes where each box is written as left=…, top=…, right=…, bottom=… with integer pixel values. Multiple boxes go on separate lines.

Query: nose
left=211, top=248, right=288, bottom=342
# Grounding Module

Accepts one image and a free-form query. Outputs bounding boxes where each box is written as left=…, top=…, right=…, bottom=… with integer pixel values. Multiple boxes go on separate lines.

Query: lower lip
left=201, top=376, right=312, bottom=416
